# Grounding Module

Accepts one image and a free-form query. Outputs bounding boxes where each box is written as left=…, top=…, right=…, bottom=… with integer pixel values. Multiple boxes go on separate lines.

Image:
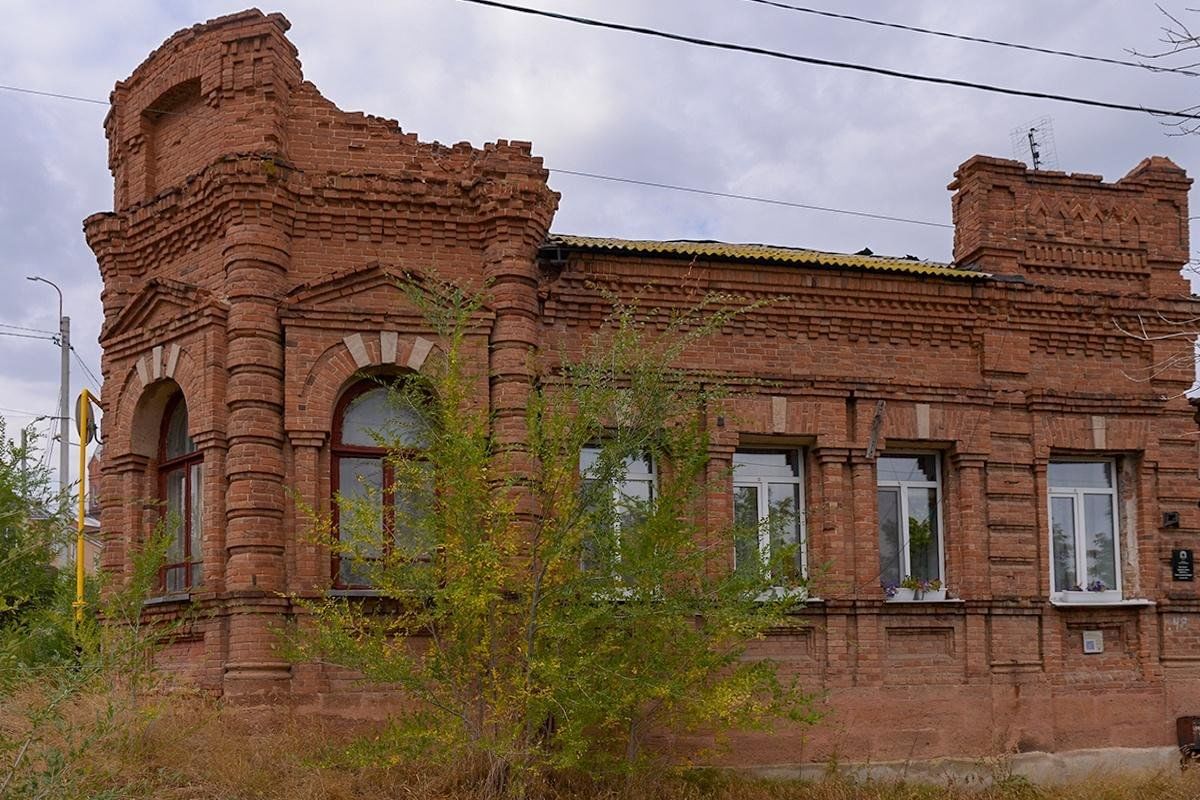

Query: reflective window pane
left=906, top=487, right=940, bottom=582
left=624, top=452, right=654, bottom=477
left=164, top=565, right=185, bottom=593
left=580, top=446, right=601, bottom=476
left=1083, top=493, right=1117, bottom=589
left=768, top=482, right=802, bottom=577
left=877, top=488, right=901, bottom=586
left=164, top=399, right=196, bottom=459
left=1049, top=461, right=1112, bottom=490
left=189, top=462, right=203, bottom=570
left=1050, top=496, right=1077, bottom=591
left=341, top=386, right=428, bottom=448
left=733, top=485, right=761, bottom=574
left=580, top=446, right=653, bottom=480
left=878, top=454, right=937, bottom=483
left=338, top=457, right=384, bottom=560
left=734, top=449, right=800, bottom=479
left=165, top=467, right=185, bottom=563
left=394, top=462, right=433, bottom=552
left=617, top=478, right=653, bottom=530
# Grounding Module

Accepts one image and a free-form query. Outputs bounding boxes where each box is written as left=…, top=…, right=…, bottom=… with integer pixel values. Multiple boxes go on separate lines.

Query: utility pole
left=27, top=276, right=70, bottom=523
left=58, top=314, right=70, bottom=503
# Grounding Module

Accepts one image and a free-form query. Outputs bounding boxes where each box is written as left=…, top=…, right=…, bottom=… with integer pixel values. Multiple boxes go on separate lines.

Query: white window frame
left=579, top=445, right=657, bottom=550
left=732, top=448, right=807, bottom=580
left=1047, top=457, right=1122, bottom=602
left=876, top=452, right=945, bottom=588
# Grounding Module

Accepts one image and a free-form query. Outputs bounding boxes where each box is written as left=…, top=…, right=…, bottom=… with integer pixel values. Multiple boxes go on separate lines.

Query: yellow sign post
left=74, top=388, right=91, bottom=625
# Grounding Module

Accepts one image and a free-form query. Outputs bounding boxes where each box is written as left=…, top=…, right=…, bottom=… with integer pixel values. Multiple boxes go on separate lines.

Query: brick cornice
left=86, top=154, right=555, bottom=271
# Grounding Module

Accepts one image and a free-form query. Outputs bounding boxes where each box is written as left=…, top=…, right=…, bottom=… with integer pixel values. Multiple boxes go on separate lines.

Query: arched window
left=158, top=394, right=202, bottom=591
left=332, top=380, right=429, bottom=587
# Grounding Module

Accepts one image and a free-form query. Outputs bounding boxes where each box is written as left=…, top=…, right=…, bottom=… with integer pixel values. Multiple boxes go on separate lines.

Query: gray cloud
left=2, top=0, right=1197, bottom=484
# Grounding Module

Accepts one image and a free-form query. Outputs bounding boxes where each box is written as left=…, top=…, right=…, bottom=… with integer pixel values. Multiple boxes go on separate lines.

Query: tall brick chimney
left=949, top=155, right=1191, bottom=296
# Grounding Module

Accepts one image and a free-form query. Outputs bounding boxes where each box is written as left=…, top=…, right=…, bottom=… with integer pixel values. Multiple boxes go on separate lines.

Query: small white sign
left=1083, top=630, right=1104, bottom=654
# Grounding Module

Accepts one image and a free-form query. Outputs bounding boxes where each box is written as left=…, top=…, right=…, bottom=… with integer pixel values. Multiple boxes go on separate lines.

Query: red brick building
left=86, top=10, right=1199, bottom=768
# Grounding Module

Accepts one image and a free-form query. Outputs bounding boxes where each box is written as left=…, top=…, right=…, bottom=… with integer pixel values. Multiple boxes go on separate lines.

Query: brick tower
left=85, top=9, right=558, bottom=699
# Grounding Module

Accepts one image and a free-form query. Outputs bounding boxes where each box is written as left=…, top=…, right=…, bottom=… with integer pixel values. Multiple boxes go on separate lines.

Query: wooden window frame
left=157, top=393, right=202, bottom=592
left=331, top=380, right=426, bottom=588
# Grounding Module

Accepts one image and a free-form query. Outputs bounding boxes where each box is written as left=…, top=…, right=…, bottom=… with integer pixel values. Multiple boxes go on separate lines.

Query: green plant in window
left=907, top=514, right=933, bottom=554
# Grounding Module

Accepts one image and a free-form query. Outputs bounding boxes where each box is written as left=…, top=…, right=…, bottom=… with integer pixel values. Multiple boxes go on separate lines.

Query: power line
left=738, top=0, right=1200, bottom=78
left=70, top=346, right=102, bottom=393
left=0, top=405, right=51, bottom=418
left=549, top=167, right=952, bottom=229
left=0, top=79, right=956, bottom=231
left=454, top=0, right=1200, bottom=122
left=0, top=330, right=56, bottom=342
left=0, top=83, right=109, bottom=107
left=0, top=322, right=57, bottom=336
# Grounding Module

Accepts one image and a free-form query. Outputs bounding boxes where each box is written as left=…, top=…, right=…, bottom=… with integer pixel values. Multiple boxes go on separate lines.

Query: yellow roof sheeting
left=544, top=234, right=989, bottom=280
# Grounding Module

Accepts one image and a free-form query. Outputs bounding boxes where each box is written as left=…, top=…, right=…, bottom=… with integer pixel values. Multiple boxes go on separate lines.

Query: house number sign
left=1173, top=549, right=1195, bottom=582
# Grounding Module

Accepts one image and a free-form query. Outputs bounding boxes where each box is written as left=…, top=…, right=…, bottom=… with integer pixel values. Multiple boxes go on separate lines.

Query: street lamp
left=26, top=275, right=70, bottom=510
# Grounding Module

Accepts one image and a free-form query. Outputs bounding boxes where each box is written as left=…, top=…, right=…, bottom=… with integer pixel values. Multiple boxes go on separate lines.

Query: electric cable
left=0, top=330, right=57, bottom=342
left=70, top=346, right=102, bottom=393
left=0, top=79, right=955, bottom=229
left=548, top=167, right=952, bottom=229
left=454, top=0, right=1200, bottom=121
left=0, top=322, right=57, bottom=336
left=738, top=0, right=1200, bottom=78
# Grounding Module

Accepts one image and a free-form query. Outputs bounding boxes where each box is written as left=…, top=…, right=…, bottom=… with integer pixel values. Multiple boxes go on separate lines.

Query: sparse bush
left=288, top=281, right=820, bottom=795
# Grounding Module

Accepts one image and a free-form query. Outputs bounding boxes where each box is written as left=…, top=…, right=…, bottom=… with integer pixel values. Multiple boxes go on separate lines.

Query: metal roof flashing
left=542, top=234, right=992, bottom=281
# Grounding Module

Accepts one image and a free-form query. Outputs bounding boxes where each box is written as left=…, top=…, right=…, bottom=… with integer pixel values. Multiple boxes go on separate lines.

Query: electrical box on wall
left=1082, top=630, right=1104, bottom=654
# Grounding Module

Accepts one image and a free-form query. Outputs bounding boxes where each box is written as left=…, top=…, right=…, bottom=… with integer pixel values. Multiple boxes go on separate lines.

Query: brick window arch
left=331, top=379, right=430, bottom=587
left=158, top=393, right=202, bottom=591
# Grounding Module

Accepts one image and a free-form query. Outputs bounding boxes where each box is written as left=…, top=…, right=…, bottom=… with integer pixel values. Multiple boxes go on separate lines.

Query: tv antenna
left=1010, top=116, right=1059, bottom=171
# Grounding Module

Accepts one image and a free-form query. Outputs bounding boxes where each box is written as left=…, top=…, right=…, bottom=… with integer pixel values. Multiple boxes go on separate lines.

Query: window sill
left=756, top=587, right=810, bottom=602
left=328, top=588, right=386, bottom=598
left=1050, top=597, right=1154, bottom=609
left=885, top=598, right=964, bottom=605
left=143, top=592, right=192, bottom=606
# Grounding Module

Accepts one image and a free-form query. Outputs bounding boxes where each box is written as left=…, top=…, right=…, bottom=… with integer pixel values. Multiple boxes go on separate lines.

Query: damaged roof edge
left=541, top=234, right=993, bottom=281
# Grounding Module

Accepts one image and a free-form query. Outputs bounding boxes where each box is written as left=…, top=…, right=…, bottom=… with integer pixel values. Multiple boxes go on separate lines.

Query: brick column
left=811, top=448, right=851, bottom=597
left=221, top=223, right=291, bottom=697
left=848, top=451, right=880, bottom=599
left=287, top=433, right=328, bottom=594
left=482, top=225, right=547, bottom=532
left=106, top=452, right=149, bottom=582
left=706, top=443, right=736, bottom=576
left=949, top=453, right=987, bottom=599
left=192, top=430, right=227, bottom=595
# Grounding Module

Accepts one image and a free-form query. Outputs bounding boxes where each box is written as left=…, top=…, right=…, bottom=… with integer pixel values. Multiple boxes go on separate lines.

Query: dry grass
left=9, top=691, right=1200, bottom=800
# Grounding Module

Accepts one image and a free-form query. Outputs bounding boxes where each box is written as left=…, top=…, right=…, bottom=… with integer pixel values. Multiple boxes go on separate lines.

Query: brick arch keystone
left=113, top=343, right=204, bottom=459
left=290, top=331, right=443, bottom=435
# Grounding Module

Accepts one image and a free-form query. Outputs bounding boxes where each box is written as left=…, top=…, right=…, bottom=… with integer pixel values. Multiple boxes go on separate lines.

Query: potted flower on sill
left=1060, top=579, right=1112, bottom=604
left=919, top=578, right=946, bottom=602
left=885, top=577, right=947, bottom=602
left=887, top=575, right=921, bottom=602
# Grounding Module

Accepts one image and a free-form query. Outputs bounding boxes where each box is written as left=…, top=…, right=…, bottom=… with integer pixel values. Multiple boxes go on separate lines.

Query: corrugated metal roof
left=543, top=234, right=989, bottom=280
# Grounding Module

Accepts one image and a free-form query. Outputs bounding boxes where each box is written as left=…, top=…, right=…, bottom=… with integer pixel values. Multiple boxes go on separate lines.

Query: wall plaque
left=1172, top=549, right=1194, bottom=582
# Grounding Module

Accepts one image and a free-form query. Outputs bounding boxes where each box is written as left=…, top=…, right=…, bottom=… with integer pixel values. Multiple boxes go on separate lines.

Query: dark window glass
left=158, top=395, right=202, bottom=592
left=332, top=380, right=430, bottom=588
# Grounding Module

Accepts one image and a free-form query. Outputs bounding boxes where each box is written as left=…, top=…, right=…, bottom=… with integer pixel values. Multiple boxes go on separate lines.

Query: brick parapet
left=950, top=155, right=1191, bottom=297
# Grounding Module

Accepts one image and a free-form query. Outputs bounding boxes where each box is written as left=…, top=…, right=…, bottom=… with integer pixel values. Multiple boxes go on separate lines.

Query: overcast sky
left=1, top=0, right=1198, bottom=490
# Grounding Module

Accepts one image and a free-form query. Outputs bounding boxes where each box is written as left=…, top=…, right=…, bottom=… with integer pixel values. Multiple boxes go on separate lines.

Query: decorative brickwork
left=87, top=9, right=1199, bottom=766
